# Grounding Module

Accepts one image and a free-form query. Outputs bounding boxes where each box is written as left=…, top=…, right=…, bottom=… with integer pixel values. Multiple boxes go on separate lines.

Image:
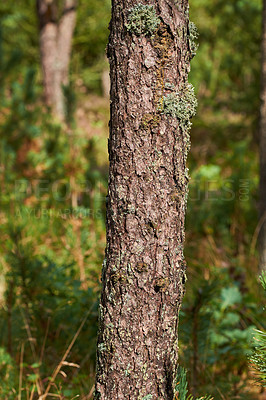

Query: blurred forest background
left=0, top=0, right=265, bottom=399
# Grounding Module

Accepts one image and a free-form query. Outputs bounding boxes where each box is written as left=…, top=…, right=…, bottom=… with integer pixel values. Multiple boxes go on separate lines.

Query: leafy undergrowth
left=175, top=367, right=213, bottom=400
left=0, top=42, right=108, bottom=398
left=249, top=272, right=266, bottom=388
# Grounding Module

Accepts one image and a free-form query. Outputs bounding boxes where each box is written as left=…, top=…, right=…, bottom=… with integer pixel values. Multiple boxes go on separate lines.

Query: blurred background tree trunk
left=94, top=0, right=196, bottom=398
left=259, top=0, right=266, bottom=272
left=36, top=0, right=77, bottom=119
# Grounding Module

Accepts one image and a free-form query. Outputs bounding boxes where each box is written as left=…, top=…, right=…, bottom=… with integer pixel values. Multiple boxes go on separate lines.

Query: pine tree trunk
left=36, top=0, right=77, bottom=119
left=259, top=0, right=266, bottom=272
left=94, top=1, right=196, bottom=399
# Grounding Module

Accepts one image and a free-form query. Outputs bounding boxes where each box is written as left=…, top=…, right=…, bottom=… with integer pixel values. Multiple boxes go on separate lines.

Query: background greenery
left=0, top=0, right=265, bottom=399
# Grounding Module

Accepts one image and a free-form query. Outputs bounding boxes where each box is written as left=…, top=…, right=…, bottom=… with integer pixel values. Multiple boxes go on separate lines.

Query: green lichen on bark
left=162, top=82, right=197, bottom=124
left=126, top=4, right=160, bottom=36
left=188, top=21, right=199, bottom=58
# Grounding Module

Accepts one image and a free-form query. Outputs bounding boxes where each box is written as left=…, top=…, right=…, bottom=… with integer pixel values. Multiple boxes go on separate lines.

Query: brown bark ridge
left=259, top=0, right=266, bottom=272
left=36, top=0, right=77, bottom=118
left=94, top=1, right=196, bottom=399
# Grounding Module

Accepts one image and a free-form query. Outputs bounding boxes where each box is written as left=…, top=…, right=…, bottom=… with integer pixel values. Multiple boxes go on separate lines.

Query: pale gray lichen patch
left=98, top=343, right=107, bottom=352
left=162, top=82, right=197, bottom=124
left=126, top=4, right=160, bottom=36
left=188, top=21, right=199, bottom=57
left=165, top=82, right=175, bottom=91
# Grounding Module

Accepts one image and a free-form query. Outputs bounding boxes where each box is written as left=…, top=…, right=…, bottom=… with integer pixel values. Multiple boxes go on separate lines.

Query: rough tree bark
left=259, top=0, right=266, bottom=272
left=94, top=1, right=197, bottom=399
left=36, top=0, right=77, bottom=118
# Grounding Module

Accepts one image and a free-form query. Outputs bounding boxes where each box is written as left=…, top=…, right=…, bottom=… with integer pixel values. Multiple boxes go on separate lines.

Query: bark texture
left=259, top=0, right=266, bottom=272
left=36, top=0, right=77, bottom=118
left=95, top=1, right=195, bottom=399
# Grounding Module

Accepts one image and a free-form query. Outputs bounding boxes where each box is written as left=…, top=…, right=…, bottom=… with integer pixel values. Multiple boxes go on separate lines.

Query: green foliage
left=180, top=15, right=261, bottom=388
left=179, top=266, right=263, bottom=399
left=0, top=0, right=38, bottom=68
left=73, top=0, right=111, bottom=92
left=126, top=4, right=160, bottom=36
left=75, top=0, right=110, bottom=65
left=175, top=367, right=213, bottom=400
left=176, top=366, right=189, bottom=400
left=220, top=286, right=242, bottom=310
left=0, top=24, right=107, bottom=398
left=0, top=347, right=18, bottom=398
left=2, top=220, right=99, bottom=352
left=250, top=329, right=266, bottom=386
left=260, top=271, right=266, bottom=291
left=187, top=139, right=258, bottom=239
left=189, top=0, right=261, bottom=116
left=249, top=272, right=266, bottom=386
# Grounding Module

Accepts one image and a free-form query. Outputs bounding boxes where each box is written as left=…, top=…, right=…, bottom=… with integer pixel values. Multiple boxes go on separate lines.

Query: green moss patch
left=126, top=4, right=160, bottom=36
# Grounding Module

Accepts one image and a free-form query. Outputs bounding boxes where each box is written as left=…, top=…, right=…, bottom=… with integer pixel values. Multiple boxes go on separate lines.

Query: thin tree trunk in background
left=36, top=0, right=77, bottom=119
left=7, top=280, right=14, bottom=355
left=259, top=0, right=266, bottom=272
left=37, top=0, right=58, bottom=108
left=101, top=69, right=110, bottom=99
left=94, top=0, right=196, bottom=398
left=101, top=56, right=110, bottom=99
left=54, top=0, right=77, bottom=116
